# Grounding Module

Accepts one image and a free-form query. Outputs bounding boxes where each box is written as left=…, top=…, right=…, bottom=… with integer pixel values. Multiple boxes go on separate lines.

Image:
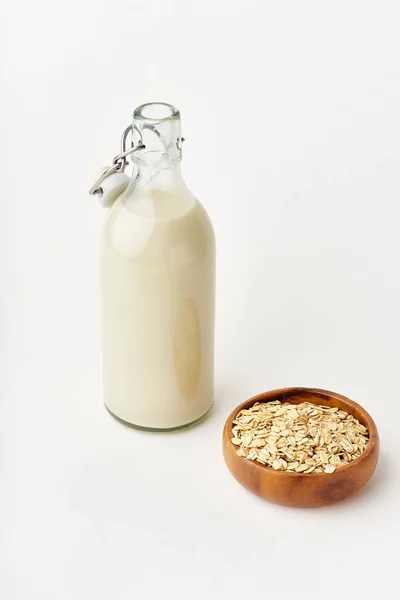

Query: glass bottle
left=100, top=102, right=215, bottom=430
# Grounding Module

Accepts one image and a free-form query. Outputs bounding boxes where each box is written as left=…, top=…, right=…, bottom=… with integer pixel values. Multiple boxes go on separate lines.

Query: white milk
left=100, top=188, right=215, bottom=429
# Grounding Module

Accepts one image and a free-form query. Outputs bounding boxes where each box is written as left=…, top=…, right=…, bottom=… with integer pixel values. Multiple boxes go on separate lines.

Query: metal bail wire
left=89, top=125, right=145, bottom=195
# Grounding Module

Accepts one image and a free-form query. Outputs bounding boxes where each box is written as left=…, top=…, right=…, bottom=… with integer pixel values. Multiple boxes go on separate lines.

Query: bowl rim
left=223, top=387, right=379, bottom=478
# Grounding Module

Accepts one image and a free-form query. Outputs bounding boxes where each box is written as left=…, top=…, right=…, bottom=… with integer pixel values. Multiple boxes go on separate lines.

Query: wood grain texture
left=222, top=387, right=379, bottom=508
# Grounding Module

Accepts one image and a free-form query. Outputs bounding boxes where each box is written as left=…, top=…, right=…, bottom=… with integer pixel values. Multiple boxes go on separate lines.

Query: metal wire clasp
left=89, top=125, right=145, bottom=195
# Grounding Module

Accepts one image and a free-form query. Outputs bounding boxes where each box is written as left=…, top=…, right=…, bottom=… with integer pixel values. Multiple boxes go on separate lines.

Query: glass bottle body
left=100, top=103, right=215, bottom=430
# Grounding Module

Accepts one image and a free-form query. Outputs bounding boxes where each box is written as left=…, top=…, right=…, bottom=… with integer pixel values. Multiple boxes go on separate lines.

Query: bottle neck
left=124, top=103, right=193, bottom=216
left=129, top=102, right=186, bottom=193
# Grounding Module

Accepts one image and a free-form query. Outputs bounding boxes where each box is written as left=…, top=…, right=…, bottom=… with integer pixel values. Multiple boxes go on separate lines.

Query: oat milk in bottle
left=100, top=103, right=215, bottom=429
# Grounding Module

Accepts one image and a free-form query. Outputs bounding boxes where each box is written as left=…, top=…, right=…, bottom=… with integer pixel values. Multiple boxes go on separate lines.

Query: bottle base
left=104, top=403, right=214, bottom=432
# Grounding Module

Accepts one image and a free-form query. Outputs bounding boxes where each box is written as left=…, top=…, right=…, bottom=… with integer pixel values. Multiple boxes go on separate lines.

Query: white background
left=1, top=1, right=400, bottom=598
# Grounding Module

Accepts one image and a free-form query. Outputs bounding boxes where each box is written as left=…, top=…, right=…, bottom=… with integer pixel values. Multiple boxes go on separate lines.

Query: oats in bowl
left=231, top=401, right=369, bottom=474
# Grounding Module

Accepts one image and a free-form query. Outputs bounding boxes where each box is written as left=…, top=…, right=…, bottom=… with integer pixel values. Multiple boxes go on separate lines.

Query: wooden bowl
left=222, top=387, right=379, bottom=508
